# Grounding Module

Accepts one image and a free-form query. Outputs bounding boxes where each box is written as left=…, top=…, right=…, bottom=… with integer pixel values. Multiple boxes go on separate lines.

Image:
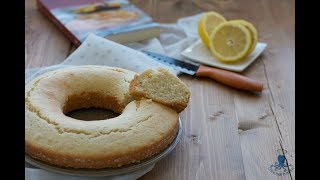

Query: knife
left=142, top=50, right=263, bottom=92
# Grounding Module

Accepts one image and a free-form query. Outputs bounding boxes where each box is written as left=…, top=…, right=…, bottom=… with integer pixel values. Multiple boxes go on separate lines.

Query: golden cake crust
left=25, top=65, right=179, bottom=169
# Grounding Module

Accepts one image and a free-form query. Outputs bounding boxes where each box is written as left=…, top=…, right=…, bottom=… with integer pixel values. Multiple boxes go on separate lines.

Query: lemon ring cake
left=25, top=65, right=179, bottom=169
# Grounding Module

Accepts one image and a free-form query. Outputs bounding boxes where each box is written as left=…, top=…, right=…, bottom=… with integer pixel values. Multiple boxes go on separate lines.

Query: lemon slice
left=230, top=19, right=258, bottom=55
left=209, top=21, right=252, bottom=62
left=198, top=11, right=226, bottom=47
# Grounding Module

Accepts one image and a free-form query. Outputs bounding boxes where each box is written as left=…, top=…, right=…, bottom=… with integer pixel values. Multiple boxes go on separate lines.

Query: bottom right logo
left=268, top=149, right=294, bottom=176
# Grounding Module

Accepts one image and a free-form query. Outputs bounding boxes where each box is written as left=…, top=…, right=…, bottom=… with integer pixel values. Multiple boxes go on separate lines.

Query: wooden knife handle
left=195, top=65, right=263, bottom=92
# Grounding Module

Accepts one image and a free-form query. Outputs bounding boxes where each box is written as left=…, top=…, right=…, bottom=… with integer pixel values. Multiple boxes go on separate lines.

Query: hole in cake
left=66, top=108, right=119, bottom=121
left=63, top=91, right=122, bottom=120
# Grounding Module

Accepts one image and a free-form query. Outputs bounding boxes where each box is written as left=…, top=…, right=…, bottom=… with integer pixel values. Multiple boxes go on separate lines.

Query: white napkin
left=25, top=34, right=179, bottom=84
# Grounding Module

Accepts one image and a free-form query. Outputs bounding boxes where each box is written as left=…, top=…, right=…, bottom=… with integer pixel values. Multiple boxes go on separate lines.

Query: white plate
left=181, top=40, right=267, bottom=72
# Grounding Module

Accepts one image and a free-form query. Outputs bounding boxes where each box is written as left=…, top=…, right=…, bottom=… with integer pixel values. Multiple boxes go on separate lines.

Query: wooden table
left=25, top=0, right=295, bottom=179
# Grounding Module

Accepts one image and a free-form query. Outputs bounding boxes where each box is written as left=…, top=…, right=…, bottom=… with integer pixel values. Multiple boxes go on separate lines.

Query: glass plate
left=25, top=118, right=183, bottom=177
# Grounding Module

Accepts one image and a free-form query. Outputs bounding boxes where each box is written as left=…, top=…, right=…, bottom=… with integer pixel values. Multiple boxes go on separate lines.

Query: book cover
left=37, top=0, right=160, bottom=46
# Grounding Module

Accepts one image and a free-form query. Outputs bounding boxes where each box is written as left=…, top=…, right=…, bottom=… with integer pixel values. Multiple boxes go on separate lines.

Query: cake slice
left=129, top=68, right=190, bottom=113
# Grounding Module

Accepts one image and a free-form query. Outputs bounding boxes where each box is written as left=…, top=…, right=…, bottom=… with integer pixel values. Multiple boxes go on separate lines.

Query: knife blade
left=142, top=50, right=263, bottom=92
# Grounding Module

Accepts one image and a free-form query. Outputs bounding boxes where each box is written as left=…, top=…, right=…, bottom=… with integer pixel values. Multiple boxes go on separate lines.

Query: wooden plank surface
left=25, top=0, right=295, bottom=179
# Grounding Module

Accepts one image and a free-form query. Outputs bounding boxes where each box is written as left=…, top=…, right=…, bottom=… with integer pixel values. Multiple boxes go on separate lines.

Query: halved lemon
left=229, top=19, right=258, bottom=55
left=209, top=21, right=252, bottom=62
left=198, top=11, right=226, bottom=47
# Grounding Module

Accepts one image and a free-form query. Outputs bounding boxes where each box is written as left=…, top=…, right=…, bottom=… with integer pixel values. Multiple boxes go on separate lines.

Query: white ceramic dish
left=181, top=40, right=267, bottom=72
left=25, top=118, right=183, bottom=177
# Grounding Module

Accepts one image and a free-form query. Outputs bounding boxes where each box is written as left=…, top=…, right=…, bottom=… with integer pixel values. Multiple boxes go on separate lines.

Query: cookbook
left=37, top=0, right=160, bottom=46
